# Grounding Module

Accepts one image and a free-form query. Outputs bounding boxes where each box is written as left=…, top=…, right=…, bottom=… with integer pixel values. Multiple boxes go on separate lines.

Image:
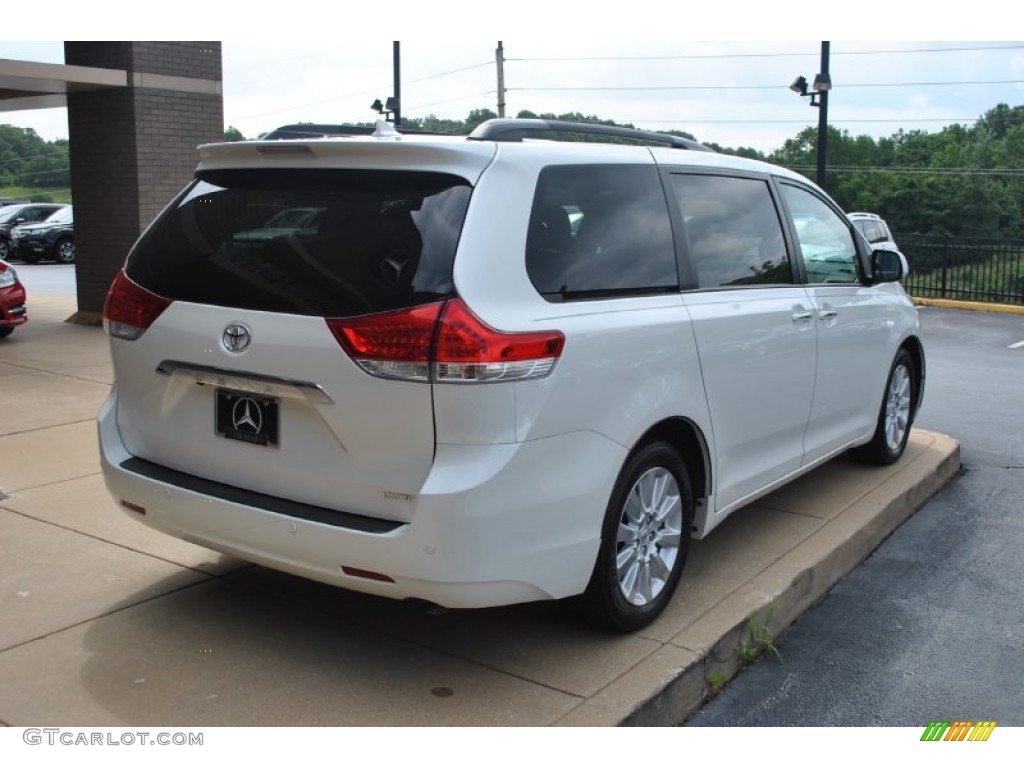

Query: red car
left=0, top=260, right=28, bottom=337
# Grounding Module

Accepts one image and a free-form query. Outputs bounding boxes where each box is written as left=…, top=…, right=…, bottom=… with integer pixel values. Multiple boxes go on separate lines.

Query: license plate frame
left=215, top=389, right=280, bottom=448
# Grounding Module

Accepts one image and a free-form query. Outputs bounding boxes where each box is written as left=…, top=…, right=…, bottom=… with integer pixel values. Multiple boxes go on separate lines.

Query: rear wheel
left=0, top=327, right=13, bottom=338
left=0, top=239, right=8, bottom=261
left=577, top=442, right=693, bottom=631
left=853, top=348, right=916, bottom=465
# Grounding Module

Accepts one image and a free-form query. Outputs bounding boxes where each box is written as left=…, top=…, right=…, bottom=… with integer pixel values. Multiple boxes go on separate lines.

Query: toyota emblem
left=222, top=323, right=252, bottom=353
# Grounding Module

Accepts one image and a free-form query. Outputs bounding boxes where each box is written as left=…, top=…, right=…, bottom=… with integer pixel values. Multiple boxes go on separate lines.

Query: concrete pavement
left=0, top=295, right=960, bottom=726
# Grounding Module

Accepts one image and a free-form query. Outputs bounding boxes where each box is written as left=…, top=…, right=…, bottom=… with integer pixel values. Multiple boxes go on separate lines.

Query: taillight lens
left=327, top=302, right=443, bottom=381
left=434, top=299, right=564, bottom=382
left=103, top=269, right=172, bottom=340
left=326, top=299, right=564, bottom=383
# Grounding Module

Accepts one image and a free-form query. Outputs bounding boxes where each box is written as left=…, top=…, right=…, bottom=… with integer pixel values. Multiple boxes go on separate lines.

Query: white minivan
left=99, top=119, right=924, bottom=630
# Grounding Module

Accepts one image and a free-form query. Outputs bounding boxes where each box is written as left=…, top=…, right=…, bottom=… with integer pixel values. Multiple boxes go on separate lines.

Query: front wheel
left=853, top=349, right=916, bottom=466
left=577, top=442, right=693, bottom=631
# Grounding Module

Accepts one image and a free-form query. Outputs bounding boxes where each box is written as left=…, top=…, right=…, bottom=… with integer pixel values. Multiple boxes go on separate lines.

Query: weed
left=738, top=600, right=782, bottom=666
left=705, top=673, right=728, bottom=700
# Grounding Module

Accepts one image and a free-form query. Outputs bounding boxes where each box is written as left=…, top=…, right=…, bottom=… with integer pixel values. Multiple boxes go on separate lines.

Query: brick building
left=0, top=42, right=224, bottom=321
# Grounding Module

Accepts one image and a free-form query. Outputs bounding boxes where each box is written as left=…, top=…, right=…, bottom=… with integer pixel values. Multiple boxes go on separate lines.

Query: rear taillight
left=433, top=299, right=564, bottom=382
left=103, top=269, right=172, bottom=340
left=327, top=299, right=565, bottom=383
left=328, top=302, right=443, bottom=381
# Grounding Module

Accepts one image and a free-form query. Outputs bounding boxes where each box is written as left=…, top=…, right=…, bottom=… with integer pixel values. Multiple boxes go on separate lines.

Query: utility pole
left=496, top=41, right=506, bottom=118
left=816, top=41, right=830, bottom=188
left=392, top=41, right=402, bottom=126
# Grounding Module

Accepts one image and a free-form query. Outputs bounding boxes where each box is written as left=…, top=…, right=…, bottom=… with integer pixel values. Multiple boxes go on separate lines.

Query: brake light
left=434, top=299, right=564, bottom=382
left=326, top=299, right=564, bottom=383
left=328, top=302, right=443, bottom=381
left=103, top=269, right=172, bottom=340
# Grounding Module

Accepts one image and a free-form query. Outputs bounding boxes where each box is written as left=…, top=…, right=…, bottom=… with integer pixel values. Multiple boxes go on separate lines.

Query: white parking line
left=1009, top=340, right=1024, bottom=349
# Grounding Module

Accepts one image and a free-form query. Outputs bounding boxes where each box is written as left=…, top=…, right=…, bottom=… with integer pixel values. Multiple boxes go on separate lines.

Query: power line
left=506, top=43, right=1024, bottom=63
left=403, top=91, right=493, bottom=113
left=612, top=117, right=1023, bottom=125
left=232, top=60, right=491, bottom=123
left=785, top=165, right=1024, bottom=177
left=509, top=79, right=1024, bottom=93
left=10, top=167, right=70, bottom=179
left=0, top=148, right=67, bottom=167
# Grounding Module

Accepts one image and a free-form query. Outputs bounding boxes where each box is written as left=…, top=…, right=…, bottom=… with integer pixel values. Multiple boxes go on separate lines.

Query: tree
left=223, top=126, right=245, bottom=142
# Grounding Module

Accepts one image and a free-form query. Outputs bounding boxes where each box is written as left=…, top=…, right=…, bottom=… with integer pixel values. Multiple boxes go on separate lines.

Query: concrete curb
left=911, top=297, right=1024, bottom=316
left=604, top=431, right=961, bottom=727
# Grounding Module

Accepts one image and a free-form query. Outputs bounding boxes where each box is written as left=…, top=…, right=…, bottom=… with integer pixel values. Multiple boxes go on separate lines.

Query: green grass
left=0, top=186, right=72, bottom=204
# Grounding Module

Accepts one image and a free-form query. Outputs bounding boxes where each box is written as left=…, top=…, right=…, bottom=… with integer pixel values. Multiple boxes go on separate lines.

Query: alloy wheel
left=615, top=466, right=684, bottom=606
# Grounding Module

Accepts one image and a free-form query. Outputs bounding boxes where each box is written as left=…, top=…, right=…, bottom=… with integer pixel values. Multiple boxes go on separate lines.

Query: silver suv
left=100, top=119, right=924, bottom=630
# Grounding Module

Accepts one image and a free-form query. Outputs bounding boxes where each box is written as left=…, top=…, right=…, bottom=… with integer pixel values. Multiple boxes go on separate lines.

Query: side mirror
left=872, top=249, right=904, bottom=283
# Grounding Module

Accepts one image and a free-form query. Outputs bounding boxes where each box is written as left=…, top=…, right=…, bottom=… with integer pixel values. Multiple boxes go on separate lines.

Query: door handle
left=792, top=311, right=813, bottom=322
left=818, top=309, right=838, bottom=321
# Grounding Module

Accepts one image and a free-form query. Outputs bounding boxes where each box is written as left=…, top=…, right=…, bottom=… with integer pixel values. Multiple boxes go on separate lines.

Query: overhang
left=0, top=58, right=127, bottom=112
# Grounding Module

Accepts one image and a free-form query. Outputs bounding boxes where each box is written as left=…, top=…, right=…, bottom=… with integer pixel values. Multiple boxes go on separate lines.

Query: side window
left=671, top=174, right=792, bottom=288
left=526, top=165, right=677, bottom=301
left=780, top=184, right=859, bottom=284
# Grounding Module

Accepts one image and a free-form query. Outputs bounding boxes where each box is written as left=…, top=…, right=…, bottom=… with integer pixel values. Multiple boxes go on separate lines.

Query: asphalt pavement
left=687, top=306, right=1024, bottom=726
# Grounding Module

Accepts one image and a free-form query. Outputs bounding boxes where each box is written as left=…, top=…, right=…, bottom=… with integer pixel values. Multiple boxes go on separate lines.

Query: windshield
left=44, top=207, right=73, bottom=225
left=0, top=206, right=26, bottom=224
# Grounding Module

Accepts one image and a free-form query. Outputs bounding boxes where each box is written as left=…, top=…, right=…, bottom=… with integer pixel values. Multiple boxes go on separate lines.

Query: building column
left=64, top=42, right=223, bottom=323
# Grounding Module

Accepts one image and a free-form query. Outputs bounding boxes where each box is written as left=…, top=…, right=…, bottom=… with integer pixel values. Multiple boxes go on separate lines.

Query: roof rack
left=261, top=122, right=459, bottom=140
left=467, top=118, right=712, bottom=151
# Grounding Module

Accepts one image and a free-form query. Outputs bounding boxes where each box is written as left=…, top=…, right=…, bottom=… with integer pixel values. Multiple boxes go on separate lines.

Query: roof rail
left=467, top=118, right=713, bottom=151
left=261, top=123, right=460, bottom=140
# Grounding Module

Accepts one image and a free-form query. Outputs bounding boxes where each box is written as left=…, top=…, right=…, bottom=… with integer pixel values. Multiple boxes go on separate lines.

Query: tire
left=54, top=238, right=76, bottom=264
left=0, top=327, right=13, bottom=339
left=0, top=238, right=8, bottom=261
left=577, top=442, right=694, bottom=631
left=853, top=348, right=916, bottom=466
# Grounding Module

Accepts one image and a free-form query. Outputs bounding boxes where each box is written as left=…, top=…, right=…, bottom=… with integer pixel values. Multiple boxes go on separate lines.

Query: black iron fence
left=897, top=234, right=1024, bottom=305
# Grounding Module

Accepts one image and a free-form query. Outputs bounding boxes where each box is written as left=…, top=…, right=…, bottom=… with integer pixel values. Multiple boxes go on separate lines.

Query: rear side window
left=671, top=174, right=792, bottom=288
left=526, top=165, right=677, bottom=301
left=126, top=169, right=472, bottom=317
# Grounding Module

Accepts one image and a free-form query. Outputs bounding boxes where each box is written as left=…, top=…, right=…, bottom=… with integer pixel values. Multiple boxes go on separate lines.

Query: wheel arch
left=629, top=417, right=711, bottom=527
left=899, top=334, right=926, bottom=421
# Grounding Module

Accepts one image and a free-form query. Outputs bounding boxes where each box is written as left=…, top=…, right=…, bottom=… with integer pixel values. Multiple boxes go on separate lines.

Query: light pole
left=371, top=42, right=402, bottom=125
left=789, top=41, right=832, bottom=189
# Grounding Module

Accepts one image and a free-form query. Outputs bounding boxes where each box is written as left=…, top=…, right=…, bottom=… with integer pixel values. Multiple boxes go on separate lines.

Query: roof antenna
left=373, top=119, right=400, bottom=139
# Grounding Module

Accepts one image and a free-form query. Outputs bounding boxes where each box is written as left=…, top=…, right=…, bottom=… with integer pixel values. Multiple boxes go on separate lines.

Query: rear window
left=126, top=169, right=472, bottom=317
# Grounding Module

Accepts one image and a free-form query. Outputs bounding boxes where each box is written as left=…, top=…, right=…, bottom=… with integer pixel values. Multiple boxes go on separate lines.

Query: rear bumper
left=98, top=389, right=626, bottom=609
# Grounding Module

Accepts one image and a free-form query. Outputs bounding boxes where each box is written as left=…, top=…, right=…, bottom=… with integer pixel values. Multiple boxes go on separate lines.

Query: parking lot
left=0, top=281, right=959, bottom=726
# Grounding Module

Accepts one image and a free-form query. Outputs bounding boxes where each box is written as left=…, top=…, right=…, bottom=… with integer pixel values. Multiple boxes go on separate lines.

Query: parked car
left=0, top=202, right=65, bottom=261
left=10, top=205, right=75, bottom=264
left=848, top=211, right=900, bottom=252
left=99, top=119, right=924, bottom=630
left=0, top=259, right=28, bottom=338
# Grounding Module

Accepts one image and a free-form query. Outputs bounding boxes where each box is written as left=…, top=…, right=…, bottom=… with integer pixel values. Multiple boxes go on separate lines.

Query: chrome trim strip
left=155, top=360, right=334, bottom=405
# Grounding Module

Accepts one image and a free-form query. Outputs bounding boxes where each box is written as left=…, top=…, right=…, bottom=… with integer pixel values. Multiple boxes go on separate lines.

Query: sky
left=1, top=8, right=1022, bottom=156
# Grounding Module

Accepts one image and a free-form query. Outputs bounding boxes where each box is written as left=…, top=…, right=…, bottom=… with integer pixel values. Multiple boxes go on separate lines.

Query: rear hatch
left=106, top=143, right=490, bottom=522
